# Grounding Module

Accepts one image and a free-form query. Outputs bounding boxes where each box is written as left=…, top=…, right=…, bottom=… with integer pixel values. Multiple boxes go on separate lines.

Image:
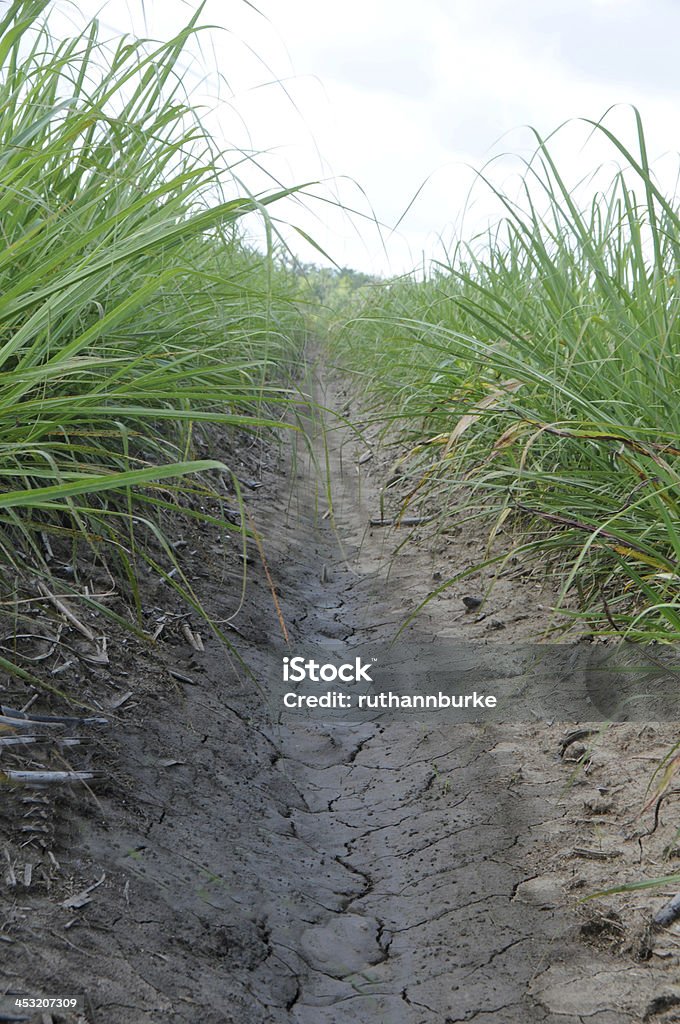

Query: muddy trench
left=2, top=357, right=679, bottom=1023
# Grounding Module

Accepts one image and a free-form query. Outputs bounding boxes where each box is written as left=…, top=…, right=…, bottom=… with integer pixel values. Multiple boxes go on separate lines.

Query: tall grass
left=336, top=113, right=680, bottom=641
left=0, top=0, right=305, bottom=644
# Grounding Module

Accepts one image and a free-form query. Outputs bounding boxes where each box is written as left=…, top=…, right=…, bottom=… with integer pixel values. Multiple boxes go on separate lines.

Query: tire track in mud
left=256, top=362, right=648, bottom=1024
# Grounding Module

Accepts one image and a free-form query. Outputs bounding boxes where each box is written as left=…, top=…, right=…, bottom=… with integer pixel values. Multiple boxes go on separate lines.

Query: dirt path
left=258, top=359, right=646, bottom=1024
left=2, top=356, right=680, bottom=1023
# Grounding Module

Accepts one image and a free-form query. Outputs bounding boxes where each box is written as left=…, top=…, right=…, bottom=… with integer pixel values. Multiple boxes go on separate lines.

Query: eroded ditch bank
left=2, top=357, right=680, bottom=1022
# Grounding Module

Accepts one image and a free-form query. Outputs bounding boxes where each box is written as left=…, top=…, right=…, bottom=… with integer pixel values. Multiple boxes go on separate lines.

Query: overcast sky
left=53, top=0, right=680, bottom=275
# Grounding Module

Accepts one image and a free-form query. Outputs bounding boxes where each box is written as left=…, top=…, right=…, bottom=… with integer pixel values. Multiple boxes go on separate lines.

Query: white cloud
left=49, top=0, right=680, bottom=275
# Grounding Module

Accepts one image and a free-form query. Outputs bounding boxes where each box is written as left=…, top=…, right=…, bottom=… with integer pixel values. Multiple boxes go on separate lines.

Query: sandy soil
left=2, top=354, right=680, bottom=1023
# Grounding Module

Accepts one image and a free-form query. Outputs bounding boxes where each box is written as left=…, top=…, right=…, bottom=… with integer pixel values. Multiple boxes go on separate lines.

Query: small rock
left=462, top=595, right=483, bottom=611
left=563, top=742, right=587, bottom=761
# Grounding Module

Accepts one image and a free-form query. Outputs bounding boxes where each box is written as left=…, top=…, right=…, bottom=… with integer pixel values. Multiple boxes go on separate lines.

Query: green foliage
left=0, top=1, right=304, bottom=625
left=336, top=112, right=680, bottom=641
left=298, top=263, right=380, bottom=303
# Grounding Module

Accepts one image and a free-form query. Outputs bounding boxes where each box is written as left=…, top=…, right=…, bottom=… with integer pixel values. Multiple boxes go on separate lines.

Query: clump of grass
left=0, top=1, right=306, bottom=645
left=336, top=111, right=680, bottom=641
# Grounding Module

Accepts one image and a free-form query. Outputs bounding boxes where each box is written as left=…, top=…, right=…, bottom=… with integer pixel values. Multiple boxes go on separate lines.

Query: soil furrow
left=1, top=359, right=676, bottom=1022
left=250, top=361, right=653, bottom=1023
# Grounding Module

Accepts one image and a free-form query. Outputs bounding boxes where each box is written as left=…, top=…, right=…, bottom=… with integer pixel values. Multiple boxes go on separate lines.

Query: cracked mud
left=3, top=360, right=680, bottom=1023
